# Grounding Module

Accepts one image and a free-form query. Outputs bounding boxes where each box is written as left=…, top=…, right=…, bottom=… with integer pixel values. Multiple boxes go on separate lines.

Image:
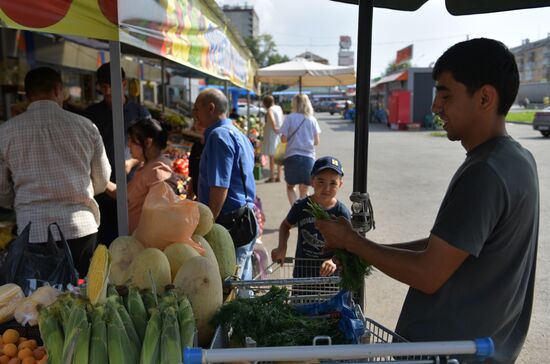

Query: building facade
left=222, top=5, right=259, bottom=39
left=510, top=36, right=550, bottom=83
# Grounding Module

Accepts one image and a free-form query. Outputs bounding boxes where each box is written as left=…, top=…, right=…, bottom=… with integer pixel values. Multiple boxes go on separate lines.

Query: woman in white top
left=280, top=93, right=321, bottom=205
left=261, top=95, right=284, bottom=182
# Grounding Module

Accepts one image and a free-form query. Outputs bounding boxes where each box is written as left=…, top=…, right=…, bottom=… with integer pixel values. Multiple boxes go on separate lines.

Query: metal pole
left=188, top=77, right=192, bottom=105
left=161, top=59, right=166, bottom=112
left=299, top=76, right=302, bottom=93
left=109, top=41, right=129, bottom=236
left=353, top=0, right=373, bottom=195
left=246, top=90, right=251, bottom=136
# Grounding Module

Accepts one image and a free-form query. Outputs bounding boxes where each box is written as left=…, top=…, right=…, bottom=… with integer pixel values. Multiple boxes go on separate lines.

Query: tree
left=245, top=34, right=289, bottom=68
left=384, top=60, right=411, bottom=76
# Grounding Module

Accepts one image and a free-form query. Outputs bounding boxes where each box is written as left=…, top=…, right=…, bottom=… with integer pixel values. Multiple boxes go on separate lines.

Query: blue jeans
left=235, top=212, right=258, bottom=281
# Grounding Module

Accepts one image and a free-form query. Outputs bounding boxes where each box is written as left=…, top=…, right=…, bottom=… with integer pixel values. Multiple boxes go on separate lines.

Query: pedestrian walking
left=261, top=95, right=284, bottom=183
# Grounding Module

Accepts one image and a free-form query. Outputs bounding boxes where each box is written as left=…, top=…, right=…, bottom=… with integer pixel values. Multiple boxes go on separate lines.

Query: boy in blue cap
left=272, top=156, right=351, bottom=278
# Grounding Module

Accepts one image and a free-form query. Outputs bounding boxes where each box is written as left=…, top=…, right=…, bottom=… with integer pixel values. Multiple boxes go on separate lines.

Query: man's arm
left=389, top=238, right=429, bottom=251
left=90, top=127, right=112, bottom=195
left=316, top=217, right=468, bottom=294
left=209, top=186, right=228, bottom=219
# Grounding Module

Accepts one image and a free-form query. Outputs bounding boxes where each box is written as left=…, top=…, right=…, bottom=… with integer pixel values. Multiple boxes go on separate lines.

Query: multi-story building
left=222, top=4, right=259, bottom=39
left=510, top=36, right=550, bottom=83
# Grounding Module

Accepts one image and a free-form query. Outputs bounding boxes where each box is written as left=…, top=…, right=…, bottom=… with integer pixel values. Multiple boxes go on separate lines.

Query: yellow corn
left=87, top=244, right=111, bottom=305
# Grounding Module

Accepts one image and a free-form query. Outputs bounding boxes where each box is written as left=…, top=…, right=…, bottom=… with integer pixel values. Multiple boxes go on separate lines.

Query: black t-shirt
left=396, top=136, right=539, bottom=364
left=83, top=100, right=150, bottom=181
left=286, top=197, right=351, bottom=278
left=189, top=141, right=204, bottom=195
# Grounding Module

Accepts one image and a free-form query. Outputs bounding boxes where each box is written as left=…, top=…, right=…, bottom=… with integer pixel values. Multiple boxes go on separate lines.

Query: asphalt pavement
left=255, top=112, right=549, bottom=363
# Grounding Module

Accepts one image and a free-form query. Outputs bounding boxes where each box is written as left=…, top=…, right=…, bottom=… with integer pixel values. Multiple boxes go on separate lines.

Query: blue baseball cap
left=311, top=156, right=344, bottom=177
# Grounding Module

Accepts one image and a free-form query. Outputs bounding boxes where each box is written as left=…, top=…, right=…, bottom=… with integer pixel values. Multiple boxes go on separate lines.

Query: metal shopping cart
left=199, top=257, right=494, bottom=364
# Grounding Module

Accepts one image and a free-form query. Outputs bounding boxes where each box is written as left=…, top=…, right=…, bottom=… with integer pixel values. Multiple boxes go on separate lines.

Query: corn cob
left=117, top=301, right=141, bottom=348
left=88, top=306, right=108, bottom=364
left=160, top=306, right=182, bottom=364
left=73, top=318, right=91, bottom=364
left=139, top=308, right=162, bottom=364
left=106, top=300, right=137, bottom=364
left=87, top=244, right=111, bottom=305
left=38, top=305, right=64, bottom=364
left=177, top=295, right=196, bottom=348
left=141, top=289, right=157, bottom=317
left=61, top=303, right=88, bottom=363
left=127, top=287, right=148, bottom=342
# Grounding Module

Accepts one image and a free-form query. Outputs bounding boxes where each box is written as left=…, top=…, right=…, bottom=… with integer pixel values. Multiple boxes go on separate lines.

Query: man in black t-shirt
left=316, top=39, right=539, bottom=364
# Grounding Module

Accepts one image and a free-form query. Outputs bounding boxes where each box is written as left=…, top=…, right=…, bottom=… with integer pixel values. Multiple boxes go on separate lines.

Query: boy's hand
left=315, top=216, right=355, bottom=251
left=320, top=259, right=337, bottom=277
left=271, top=247, right=286, bottom=265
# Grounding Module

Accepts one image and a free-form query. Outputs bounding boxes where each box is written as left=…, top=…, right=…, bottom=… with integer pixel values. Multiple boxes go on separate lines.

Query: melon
left=109, top=236, right=144, bottom=285
left=192, top=235, right=220, bottom=279
left=204, top=224, right=237, bottom=280
left=128, top=248, right=171, bottom=293
left=173, top=255, right=222, bottom=347
left=164, top=242, right=200, bottom=280
left=194, top=202, right=214, bottom=236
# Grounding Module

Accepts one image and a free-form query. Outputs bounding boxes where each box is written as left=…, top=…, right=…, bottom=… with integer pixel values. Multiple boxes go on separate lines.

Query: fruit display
left=0, top=328, right=47, bottom=363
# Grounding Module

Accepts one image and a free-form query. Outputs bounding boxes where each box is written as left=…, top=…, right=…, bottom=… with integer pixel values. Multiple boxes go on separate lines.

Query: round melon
left=192, top=234, right=220, bottom=278
left=108, top=235, right=144, bottom=286
left=194, top=202, right=214, bottom=236
left=204, top=224, right=237, bottom=280
left=128, top=248, right=171, bottom=293
left=173, top=255, right=222, bottom=347
left=164, top=242, right=200, bottom=280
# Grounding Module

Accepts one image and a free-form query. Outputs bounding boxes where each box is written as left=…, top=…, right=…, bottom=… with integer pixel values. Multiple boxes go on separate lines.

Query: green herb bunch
left=305, top=199, right=372, bottom=291
left=211, top=287, right=343, bottom=346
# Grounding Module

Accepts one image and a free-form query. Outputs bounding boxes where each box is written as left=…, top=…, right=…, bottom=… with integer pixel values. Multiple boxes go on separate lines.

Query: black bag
left=217, top=205, right=257, bottom=248
left=0, top=222, right=79, bottom=294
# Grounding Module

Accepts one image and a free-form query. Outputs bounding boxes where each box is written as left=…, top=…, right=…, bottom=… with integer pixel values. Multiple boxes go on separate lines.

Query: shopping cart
left=226, top=257, right=342, bottom=303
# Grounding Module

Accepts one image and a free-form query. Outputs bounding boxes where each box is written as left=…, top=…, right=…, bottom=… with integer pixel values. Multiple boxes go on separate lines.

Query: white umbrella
left=256, top=58, right=356, bottom=92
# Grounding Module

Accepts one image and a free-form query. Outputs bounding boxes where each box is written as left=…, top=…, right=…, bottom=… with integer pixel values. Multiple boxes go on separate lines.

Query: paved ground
left=255, top=112, right=549, bottom=362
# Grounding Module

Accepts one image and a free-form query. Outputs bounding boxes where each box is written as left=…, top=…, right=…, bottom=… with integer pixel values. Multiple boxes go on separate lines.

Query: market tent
left=0, top=0, right=256, bottom=235
left=328, top=0, right=550, bottom=235
left=256, top=58, right=356, bottom=92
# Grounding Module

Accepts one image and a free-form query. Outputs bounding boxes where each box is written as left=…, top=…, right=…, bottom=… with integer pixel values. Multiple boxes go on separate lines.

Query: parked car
left=237, top=103, right=265, bottom=116
left=328, top=100, right=353, bottom=115
left=532, top=106, right=550, bottom=137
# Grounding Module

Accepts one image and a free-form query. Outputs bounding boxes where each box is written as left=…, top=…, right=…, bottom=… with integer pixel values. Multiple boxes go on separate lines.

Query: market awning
left=371, top=70, right=408, bottom=87
left=0, top=0, right=256, bottom=90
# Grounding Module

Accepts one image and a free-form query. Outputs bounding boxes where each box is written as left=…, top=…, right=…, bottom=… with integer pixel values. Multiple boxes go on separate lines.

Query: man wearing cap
left=272, top=156, right=351, bottom=279
left=83, top=62, right=150, bottom=245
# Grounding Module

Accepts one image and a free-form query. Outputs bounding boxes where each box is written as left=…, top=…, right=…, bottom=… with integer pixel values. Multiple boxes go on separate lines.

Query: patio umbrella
left=256, top=58, right=356, bottom=92
left=329, top=0, right=550, bottom=234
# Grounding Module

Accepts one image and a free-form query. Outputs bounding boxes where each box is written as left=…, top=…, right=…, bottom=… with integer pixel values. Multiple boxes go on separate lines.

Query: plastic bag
left=0, top=223, right=79, bottom=295
left=133, top=182, right=203, bottom=252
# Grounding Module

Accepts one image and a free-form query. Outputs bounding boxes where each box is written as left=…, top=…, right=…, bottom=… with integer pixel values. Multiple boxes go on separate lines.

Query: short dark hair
left=263, top=95, right=274, bottom=108
left=128, top=118, right=168, bottom=160
left=24, top=67, right=62, bottom=97
left=433, top=38, right=519, bottom=116
left=97, top=62, right=126, bottom=85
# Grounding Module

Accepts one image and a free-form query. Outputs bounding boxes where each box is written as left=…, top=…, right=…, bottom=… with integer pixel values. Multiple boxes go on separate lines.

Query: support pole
left=161, top=59, right=166, bottom=112
left=109, top=41, right=129, bottom=237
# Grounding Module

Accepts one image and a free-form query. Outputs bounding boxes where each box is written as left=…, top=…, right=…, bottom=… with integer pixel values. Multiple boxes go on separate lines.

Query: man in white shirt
left=0, top=67, right=111, bottom=277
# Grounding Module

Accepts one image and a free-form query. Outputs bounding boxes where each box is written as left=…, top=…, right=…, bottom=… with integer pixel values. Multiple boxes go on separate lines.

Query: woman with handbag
left=260, top=95, right=284, bottom=183
left=280, top=94, right=321, bottom=205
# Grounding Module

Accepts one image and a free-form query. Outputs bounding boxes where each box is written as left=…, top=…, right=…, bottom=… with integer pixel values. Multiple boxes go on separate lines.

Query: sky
left=216, top=0, right=550, bottom=78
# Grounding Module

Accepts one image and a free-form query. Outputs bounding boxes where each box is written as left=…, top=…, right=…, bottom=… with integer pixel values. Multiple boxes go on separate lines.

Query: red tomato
left=0, top=0, right=72, bottom=28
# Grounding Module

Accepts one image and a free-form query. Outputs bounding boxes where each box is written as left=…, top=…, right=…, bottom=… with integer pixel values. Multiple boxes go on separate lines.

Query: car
left=328, top=100, right=353, bottom=115
left=532, top=106, right=550, bottom=137
left=237, top=103, right=265, bottom=116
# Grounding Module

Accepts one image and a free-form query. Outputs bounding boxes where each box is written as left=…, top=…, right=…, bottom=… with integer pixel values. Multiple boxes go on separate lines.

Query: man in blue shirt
left=194, top=88, right=257, bottom=280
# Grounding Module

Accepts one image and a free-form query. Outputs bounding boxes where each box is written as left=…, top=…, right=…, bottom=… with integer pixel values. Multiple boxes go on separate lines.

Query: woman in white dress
left=261, top=95, right=284, bottom=182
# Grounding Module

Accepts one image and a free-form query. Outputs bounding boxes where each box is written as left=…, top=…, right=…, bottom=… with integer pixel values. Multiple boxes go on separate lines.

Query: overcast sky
left=216, top=0, right=550, bottom=77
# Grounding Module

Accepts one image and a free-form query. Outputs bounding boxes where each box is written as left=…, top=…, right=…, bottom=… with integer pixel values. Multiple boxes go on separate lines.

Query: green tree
left=384, top=61, right=411, bottom=76
left=245, top=34, right=289, bottom=67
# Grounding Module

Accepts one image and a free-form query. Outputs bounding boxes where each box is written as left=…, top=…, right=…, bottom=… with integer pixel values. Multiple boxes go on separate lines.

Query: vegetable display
left=305, top=199, right=373, bottom=291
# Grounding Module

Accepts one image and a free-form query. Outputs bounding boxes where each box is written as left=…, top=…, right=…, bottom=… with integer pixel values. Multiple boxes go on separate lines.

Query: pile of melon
left=108, top=202, right=236, bottom=346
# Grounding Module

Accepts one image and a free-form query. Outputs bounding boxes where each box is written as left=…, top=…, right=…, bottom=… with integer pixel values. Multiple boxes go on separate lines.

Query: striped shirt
left=0, top=100, right=111, bottom=242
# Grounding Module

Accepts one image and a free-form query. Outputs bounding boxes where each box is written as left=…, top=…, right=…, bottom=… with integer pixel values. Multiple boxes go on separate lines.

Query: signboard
left=339, top=35, right=352, bottom=50
left=395, top=44, right=413, bottom=65
left=338, top=50, right=354, bottom=66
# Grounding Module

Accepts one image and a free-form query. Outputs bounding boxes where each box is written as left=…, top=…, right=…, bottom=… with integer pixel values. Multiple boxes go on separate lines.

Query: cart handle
left=183, top=337, right=494, bottom=363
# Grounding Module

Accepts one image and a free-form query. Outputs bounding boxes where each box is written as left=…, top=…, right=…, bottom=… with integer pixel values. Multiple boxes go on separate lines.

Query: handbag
left=216, top=159, right=258, bottom=248
left=0, top=222, right=79, bottom=294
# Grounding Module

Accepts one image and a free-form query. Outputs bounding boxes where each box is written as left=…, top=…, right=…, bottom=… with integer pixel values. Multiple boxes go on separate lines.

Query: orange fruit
left=2, top=344, right=16, bottom=358
left=17, top=348, right=32, bottom=360
left=31, top=349, right=43, bottom=361
left=15, top=339, right=25, bottom=345
left=1, top=331, right=18, bottom=345
left=7, top=357, right=20, bottom=364
left=25, top=343, right=35, bottom=352
left=0, top=355, right=9, bottom=364
left=21, top=357, right=35, bottom=364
